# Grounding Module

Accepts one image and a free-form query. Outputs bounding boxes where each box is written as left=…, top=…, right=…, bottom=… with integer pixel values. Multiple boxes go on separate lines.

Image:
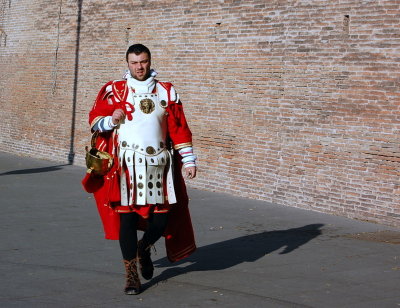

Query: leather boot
left=137, top=239, right=154, bottom=280
left=123, top=259, right=141, bottom=295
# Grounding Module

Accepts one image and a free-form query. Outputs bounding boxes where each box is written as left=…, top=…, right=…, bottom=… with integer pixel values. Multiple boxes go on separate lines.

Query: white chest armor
left=116, top=82, right=176, bottom=206
left=117, top=84, right=169, bottom=156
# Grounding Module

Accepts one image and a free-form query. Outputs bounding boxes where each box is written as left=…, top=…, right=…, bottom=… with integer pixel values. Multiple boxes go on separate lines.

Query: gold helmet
left=85, top=132, right=113, bottom=175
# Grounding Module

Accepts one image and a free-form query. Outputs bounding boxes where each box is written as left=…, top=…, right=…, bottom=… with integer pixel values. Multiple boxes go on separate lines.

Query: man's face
left=127, top=52, right=151, bottom=81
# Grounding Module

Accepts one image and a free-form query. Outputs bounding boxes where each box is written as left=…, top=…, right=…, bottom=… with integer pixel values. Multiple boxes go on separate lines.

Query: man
left=83, top=44, right=197, bottom=295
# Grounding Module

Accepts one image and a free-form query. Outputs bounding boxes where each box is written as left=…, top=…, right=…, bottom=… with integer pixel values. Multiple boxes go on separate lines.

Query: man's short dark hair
left=126, top=44, right=151, bottom=62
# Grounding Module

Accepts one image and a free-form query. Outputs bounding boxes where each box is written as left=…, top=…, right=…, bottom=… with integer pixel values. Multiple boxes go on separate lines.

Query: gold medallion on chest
left=140, top=98, right=155, bottom=114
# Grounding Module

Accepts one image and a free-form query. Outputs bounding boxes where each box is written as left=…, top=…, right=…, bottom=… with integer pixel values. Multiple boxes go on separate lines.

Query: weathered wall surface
left=1, top=0, right=399, bottom=226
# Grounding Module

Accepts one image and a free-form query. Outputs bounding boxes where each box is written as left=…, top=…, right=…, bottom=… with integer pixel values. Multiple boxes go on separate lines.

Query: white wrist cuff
left=179, top=147, right=197, bottom=167
left=105, top=116, right=117, bottom=129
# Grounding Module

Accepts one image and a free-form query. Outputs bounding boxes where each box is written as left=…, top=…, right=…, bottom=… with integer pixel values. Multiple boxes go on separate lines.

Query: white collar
left=124, top=69, right=157, bottom=94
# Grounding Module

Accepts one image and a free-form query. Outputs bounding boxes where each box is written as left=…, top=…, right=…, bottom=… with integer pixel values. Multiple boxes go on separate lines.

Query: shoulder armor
left=99, top=81, right=113, bottom=100
left=158, top=81, right=179, bottom=103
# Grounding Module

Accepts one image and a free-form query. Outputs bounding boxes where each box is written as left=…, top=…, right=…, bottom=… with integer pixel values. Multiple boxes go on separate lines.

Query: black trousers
left=119, top=212, right=168, bottom=261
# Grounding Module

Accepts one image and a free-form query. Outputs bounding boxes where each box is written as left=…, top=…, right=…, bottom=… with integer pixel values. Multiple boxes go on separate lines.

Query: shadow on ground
left=0, top=165, right=69, bottom=176
left=146, top=224, right=324, bottom=290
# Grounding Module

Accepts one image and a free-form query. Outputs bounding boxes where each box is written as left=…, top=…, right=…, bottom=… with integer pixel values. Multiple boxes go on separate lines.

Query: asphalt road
left=0, top=151, right=399, bottom=307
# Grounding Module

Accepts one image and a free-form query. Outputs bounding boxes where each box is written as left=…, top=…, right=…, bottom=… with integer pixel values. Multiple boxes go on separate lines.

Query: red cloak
left=82, top=79, right=196, bottom=262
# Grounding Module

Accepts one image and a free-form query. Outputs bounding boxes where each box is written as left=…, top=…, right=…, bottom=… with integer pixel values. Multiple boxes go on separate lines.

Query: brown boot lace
left=123, top=259, right=141, bottom=295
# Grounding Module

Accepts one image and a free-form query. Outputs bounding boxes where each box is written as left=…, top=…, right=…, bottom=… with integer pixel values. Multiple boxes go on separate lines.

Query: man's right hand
left=112, top=109, right=126, bottom=125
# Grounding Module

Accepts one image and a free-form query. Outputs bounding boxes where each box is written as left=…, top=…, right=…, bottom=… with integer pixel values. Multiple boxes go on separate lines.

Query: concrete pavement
left=0, top=151, right=399, bottom=307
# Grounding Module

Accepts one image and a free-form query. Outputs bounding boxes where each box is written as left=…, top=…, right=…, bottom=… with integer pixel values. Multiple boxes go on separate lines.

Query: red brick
left=0, top=0, right=399, bottom=227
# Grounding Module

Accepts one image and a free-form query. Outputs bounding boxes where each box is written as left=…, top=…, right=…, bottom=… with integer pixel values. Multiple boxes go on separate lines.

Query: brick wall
left=1, top=0, right=399, bottom=226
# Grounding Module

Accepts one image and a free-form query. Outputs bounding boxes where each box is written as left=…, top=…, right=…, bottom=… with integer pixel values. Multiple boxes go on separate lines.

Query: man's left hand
left=185, top=166, right=197, bottom=179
